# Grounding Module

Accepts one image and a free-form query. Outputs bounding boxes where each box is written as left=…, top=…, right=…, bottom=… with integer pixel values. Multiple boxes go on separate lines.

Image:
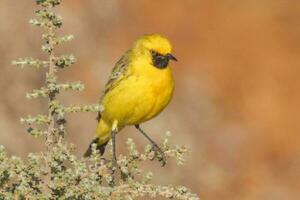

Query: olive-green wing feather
left=103, top=50, right=131, bottom=95
left=96, top=50, right=131, bottom=122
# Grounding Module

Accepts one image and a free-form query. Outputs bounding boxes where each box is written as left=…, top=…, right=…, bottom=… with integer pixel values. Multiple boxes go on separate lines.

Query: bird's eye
left=151, top=51, right=169, bottom=69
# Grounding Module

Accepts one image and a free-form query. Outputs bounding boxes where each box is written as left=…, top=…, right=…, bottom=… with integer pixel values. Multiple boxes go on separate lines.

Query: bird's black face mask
left=151, top=51, right=177, bottom=69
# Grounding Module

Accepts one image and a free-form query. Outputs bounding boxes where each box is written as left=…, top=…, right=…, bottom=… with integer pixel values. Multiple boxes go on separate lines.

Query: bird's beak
left=167, top=53, right=178, bottom=61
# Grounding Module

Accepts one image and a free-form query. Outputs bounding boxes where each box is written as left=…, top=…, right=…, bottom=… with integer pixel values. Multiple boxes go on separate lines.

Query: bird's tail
left=83, top=138, right=108, bottom=157
left=84, top=119, right=112, bottom=157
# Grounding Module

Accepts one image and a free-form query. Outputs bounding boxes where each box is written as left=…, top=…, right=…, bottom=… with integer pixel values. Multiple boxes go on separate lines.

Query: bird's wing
left=104, top=50, right=130, bottom=95
left=97, top=50, right=131, bottom=121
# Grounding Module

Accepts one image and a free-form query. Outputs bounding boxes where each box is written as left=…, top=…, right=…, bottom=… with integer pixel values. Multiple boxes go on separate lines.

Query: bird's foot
left=151, top=143, right=166, bottom=167
left=107, top=157, right=119, bottom=185
left=109, top=158, right=133, bottom=182
left=111, top=157, right=119, bottom=174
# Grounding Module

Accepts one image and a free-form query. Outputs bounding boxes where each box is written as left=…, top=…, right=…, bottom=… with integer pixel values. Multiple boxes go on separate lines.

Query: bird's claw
left=151, top=143, right=166, bottom=167
left=111, top=158, right=119, bottom=174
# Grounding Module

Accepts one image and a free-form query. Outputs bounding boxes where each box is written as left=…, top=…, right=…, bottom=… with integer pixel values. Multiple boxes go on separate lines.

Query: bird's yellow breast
left=101, top=62, right=174, bottom=128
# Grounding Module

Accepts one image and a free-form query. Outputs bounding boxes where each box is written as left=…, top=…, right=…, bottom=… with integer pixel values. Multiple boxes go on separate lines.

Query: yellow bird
left=84, top=34, right=177, bottom=166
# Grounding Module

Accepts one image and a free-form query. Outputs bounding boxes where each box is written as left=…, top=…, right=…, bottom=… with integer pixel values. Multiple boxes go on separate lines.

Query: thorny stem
left=46, top=7, right=59, bottom=148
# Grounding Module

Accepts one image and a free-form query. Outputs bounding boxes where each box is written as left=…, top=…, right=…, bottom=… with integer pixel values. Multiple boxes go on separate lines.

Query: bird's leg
left=111, top=128, right=118, bottom=170
left=135, top=124, right=166, bottom=166
left=110, top=120, right=119, bottom=174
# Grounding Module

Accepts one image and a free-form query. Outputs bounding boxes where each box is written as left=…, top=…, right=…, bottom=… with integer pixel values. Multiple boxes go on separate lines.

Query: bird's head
left=133, top=34, right=177, bottom=69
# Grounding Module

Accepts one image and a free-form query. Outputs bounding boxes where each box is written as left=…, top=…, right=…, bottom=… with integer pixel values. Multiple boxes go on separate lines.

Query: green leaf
left=54, top=55, right=76, bottom=68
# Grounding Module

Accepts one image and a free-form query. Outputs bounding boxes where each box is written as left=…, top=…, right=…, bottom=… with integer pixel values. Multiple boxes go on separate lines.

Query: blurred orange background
left=0, top=0, right=300, bottom=199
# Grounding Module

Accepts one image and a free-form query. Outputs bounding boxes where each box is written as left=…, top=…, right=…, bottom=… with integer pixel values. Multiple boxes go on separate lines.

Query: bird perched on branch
left=84, top=34, right=177, bottom=166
